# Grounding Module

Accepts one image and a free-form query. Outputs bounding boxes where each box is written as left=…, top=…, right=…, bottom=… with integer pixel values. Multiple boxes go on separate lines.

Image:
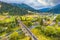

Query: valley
left=0, top=1, right=60, bottom=40
left=0, top=14, right=60, bottom=40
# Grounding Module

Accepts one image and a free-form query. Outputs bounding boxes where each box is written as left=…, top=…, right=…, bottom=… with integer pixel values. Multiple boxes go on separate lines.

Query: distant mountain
left=11, top=3, right=37, bottom=12
left=0, top=1, right=60, bottom=14
left=11, top=3, right=52, bottom=13
left=38, top=8, right=50, bottom=12
left=0, top=1, right=28, bottom=15
left=11, top=3, right=60, bottom=13
left=48, top=4, right=60, bottom=13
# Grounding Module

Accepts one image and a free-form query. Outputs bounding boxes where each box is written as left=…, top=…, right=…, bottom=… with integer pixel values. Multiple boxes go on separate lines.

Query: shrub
left=56, top=27, right=60, bottom=37
left=43, top=26, right=56, bottom=36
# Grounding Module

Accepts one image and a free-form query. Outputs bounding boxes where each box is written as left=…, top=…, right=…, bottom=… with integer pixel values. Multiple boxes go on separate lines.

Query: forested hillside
left=0, top=1, right=28, bottom=15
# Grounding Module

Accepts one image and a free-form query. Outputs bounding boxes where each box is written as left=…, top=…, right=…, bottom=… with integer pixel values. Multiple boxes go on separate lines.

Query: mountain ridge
left=0, top=1, right=60, bottom=14
left=10, top=3, right=60, bottom=13
left=47, top=4, right=60, bottom=13
left=0, top=1, right=29, bottom=15
left=11, top=3, right=38, bottom=12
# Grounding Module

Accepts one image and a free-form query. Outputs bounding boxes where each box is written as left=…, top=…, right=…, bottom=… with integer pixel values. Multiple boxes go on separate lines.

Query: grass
left=31, top=28, right=52, bottom=40
left=12, top=26, right=21, bottom=31
left=0, top=14, right=60, bottom=40
left=0, top=32, right=6, bottom=36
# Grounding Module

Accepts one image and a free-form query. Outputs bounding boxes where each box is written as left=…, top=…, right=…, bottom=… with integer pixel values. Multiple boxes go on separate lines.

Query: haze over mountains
left=0, top=1, right=60, bottom=14
left=11, top=3, right=60, bottom=13
left=0, top=0, right=57, bottom=9
left=48, top=4, right=60, bottom=13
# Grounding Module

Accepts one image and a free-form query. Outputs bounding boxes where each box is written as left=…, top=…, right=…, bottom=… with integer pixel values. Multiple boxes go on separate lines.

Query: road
left=18, top=20, right=38, bottom=40
left=0, top=17, right=38, bottom=40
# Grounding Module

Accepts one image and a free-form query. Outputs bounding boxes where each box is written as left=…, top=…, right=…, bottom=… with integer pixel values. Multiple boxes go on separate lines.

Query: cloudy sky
left=0, top=0, right=60, bottom=9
